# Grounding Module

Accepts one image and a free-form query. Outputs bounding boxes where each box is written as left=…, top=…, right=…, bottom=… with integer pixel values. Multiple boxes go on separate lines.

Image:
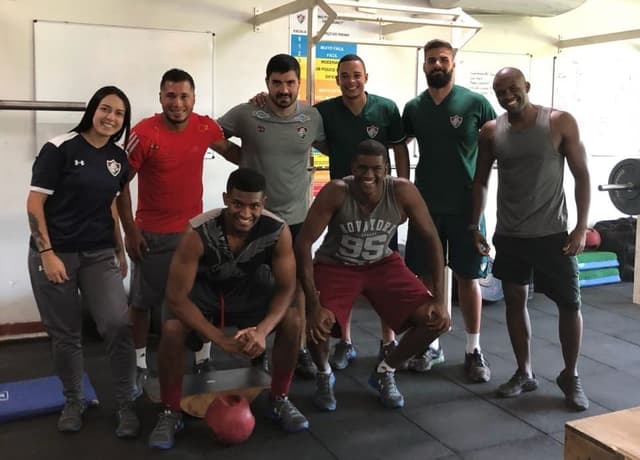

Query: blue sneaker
left=148, top=409, right=184, bottom=449
left=368, top=369, right=404, bottom=408
left=313, top=372, right=336, bottom=411
left=268, top=396, right=309, bottom=432
left=330, top=341, right=357, bottom=370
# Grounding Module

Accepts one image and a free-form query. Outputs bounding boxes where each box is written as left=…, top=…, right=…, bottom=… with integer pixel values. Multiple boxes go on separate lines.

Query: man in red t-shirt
left=117, top=69, right=239, bottom=392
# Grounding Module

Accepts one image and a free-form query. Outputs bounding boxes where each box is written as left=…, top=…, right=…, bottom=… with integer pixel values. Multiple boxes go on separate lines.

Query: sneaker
left=57, top=399, right=87, bottom=433
left=464, top=349, right=491, bottom=383
left=268, top=396, right=309, bottom=432
left=295, top=349, right=317, bottom=380
left=407, top=346, right=445, bottom=372
left=556, top=370, right=589, bottom=411
left=193, top=358, right=215, bottom=375
left=148, top=409, right=184, bottom=449
left=251, top=350, right=271, bottom=374
left=115, top=401, right=140, bottom=439
left=330, top=341, right=357, bottom=370
left=368, top=369, right=405, bottom=408
left=312, top=372, right=337, bottom=411
left=132, top=366, right=148, bottom=399
left=496, top=370, right=539, bottom=398
left=377, top=340, right=408, bottom=371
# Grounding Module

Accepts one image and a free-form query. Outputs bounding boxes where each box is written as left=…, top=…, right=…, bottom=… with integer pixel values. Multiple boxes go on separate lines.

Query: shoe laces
left=62, top=399, right=85, bottom=416
left=299, top=350, right=314, bottom=366
left=157, top=409, right=180, bottom=429
left=470, top=350, right=488, bottom=367
left=273, top=396, right=302, bottom=419
left=378, top=371, right=401, bottom=395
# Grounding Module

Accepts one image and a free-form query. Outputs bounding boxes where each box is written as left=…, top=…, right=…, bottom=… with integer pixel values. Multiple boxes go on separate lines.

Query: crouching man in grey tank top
left=470, top=67, right=591, bottom=411
left=295, top=139, right=450, bottom=411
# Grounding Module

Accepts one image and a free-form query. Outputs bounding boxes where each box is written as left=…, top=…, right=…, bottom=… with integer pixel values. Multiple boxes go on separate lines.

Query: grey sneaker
left=148, top=409, right=184, bottom=449
left=193, top=358, right=215, bottom=375
left=464, top=349, right=491, bottom=383
left=115, top=401, right=140, bottom=439
left=268, top=396, right=309, bottom=432
left=330, top=341, right=357, bottom=370
left=313, top=372, right=337, bottom=411
left=407, top=346, right=445, bottom=372
left=368, top=369, right=405, bottom=408
left=556, top=370, right=589, bottom=411
left=295, top=349, right=317, bottom=380
left=497, top=370, right=539, bottom=398
left=57, top=399, right=87, bottom=433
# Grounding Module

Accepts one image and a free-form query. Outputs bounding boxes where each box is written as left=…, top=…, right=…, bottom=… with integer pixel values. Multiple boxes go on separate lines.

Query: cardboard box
left=565, top=407, right=640, bottom=459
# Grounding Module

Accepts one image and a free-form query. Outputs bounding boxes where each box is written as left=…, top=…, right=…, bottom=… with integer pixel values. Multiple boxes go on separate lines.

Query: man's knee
left=161, top=318, right=188, bottom=344
left=276, top=306, right=302, bottom=336
left=411, top=304, right=450, bottom=336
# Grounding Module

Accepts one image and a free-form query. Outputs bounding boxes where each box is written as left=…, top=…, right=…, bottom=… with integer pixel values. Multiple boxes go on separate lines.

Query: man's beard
left=427, top=70, right=453, bottom=89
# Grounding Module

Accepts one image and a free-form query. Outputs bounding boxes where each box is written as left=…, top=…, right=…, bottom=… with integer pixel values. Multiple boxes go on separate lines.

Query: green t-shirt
left=315, top=93, right=405, bottom=179
left=403, top=85, right=496, bottom=214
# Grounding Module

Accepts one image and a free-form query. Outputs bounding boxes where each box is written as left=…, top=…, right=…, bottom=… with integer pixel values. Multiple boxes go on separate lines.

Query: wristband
left=39, top=247, right=53, bottom=254
left=467, top=224, right=480, bottom=232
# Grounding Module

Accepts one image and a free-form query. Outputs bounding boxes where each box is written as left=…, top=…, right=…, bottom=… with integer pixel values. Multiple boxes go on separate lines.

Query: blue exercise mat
left=0, top=373, right=99, bottom=423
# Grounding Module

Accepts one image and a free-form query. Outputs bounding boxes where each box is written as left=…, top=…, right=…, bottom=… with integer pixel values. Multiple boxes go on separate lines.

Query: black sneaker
left=148, top=409, right=184, bottom=449
left=295, top=349, right=317, bottom=380
left=556, top=370, right=589, bottom=411
left=368, top=369, right=404, bottom=408
left=496, top=370, right=539, bottom=398
left=115, top=401, right=140, bottom=439
left=193, top=358, right=215, bottom=375
left=57, top=399, right=86, bottom=433
left=330, top=341, right=357, bottom=370
left=464, top=349, right=491, bottom=383
left=268, top=396, right=309, bottom=432
left=407, top=346, right=445, bottom=372
left=377, top=340, right=408, bottom=371
left=312, top=372, right=337, bottom=411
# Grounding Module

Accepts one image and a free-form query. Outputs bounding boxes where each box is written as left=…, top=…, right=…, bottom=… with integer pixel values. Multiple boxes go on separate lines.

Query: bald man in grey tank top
left=470, top=67, right=591, bottom=412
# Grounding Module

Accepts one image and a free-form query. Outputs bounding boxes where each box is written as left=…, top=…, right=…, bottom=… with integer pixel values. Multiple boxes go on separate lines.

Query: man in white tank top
left=295, top=140, right=450, bottom=411
left=470, top=67, right=591, bottom=411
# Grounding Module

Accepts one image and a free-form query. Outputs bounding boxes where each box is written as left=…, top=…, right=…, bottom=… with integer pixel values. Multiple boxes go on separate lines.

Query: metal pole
left=0, top=100, right=86, bottom=111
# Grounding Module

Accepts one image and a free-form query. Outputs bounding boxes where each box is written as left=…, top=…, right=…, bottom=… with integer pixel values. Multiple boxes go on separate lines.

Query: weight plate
left=607, top=158, right=640, bottom=215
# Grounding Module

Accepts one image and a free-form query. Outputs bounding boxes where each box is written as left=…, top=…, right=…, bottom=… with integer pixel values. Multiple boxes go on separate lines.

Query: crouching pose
left=295, top=139, right=450, bottom=410
left=148, top=168, right=308, bottom=449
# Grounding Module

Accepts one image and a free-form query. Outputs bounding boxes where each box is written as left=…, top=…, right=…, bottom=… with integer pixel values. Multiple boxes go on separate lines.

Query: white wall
left=1, top=0, right=639, bottom=330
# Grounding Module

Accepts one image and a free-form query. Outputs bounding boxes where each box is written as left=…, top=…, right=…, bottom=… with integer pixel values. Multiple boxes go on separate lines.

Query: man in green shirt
left=402, top=39, right=495, bottom=382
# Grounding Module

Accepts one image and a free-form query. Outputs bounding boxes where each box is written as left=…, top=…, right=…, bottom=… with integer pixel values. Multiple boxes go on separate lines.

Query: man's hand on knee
left=307, top=306, right=335, bottom=344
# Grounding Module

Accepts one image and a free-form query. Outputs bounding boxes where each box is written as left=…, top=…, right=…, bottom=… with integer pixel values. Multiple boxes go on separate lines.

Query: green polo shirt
left=315, top=93, right=405, bottom=179
left=403, top=85, right=496, bottom=214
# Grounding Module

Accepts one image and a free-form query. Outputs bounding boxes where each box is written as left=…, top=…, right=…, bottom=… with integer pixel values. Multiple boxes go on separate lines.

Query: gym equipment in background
left=205, top=394, right=255, bottom=444
left=599, top=158, right=640, bottom=215
left=0, top=373, right=99, bottom=423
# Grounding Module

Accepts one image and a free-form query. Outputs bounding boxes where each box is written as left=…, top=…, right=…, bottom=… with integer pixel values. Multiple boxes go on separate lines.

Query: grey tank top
left=494, top=106, right=567, bottom=237
left=315, top=176, right=403, bottom=265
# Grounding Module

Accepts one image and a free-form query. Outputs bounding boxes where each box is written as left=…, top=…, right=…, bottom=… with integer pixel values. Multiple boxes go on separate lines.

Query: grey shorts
left=129, top=231, right=182, bottom=312
left=492, top=232, right=581, bottom=311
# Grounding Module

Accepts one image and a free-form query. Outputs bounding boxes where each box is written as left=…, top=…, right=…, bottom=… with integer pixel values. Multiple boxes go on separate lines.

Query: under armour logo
left=74, top=160, right=85, bottom=166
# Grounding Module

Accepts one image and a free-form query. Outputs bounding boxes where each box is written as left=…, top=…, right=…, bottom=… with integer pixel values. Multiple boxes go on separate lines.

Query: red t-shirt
left=127, top=113, right=224, bottom=233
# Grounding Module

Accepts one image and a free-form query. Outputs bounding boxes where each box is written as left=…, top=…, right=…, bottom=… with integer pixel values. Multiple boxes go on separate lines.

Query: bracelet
left=39, top=247, right=53, bottom=254
left=467, top=224, right=480, bottom=232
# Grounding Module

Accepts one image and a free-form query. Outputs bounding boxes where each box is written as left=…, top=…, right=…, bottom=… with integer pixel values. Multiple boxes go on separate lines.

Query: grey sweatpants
left=28, top=248, right=136, bottom=404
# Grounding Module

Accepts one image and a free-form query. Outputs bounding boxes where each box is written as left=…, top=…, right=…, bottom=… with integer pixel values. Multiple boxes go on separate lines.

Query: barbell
left=599, top=158, right=640, bottom=215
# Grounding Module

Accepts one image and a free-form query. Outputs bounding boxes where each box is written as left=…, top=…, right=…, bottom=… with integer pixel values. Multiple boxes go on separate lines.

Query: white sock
left=377, top=359, right=395, bottom=374
left=136, top=347, right=147, bottom=369
left=195, top=342, right=212, bottom=364
left=429, top=338, right=440, bottom=351
left=383, top=339, right=397, bottom=347
left=465, top=333, right=480, bottom=354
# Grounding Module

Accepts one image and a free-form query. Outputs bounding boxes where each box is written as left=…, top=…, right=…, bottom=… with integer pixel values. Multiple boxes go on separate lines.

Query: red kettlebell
left=205, top=394, right=255, bottom=445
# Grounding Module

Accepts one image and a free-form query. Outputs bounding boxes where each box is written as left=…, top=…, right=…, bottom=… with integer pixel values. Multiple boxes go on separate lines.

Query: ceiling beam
left=558, top=29, right=640, bottom=48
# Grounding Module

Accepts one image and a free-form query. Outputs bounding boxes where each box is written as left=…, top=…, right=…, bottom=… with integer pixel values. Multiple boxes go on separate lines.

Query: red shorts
left=313, top=252, right=432, bottom=337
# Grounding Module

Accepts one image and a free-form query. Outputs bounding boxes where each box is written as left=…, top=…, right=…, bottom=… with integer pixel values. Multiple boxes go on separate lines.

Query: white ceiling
left=425, top=0, right=586, bottom=17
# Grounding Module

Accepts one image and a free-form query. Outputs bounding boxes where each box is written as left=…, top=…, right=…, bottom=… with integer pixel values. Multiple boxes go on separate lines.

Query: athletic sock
left=465, top=333, right=480, bottom=354
left=429, top=338, right=440, bottom=351
left=377, top=359, right=395, bottom=374
left=136, top=347, right=147, bottom=369
left=269, top=369, right=294, bottom=399
left=195, top=342, right=212, bottom=364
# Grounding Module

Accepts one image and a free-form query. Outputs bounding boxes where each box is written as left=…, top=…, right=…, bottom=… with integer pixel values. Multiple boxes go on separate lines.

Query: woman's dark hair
left=72, top=86, right=131, bottom=145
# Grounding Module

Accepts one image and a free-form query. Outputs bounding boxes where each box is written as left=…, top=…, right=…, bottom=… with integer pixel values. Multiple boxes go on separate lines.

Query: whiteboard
left=33, top=20, right=214, bottom=148
left=416, top=50, right=532, bottom=116
left=553, top=42, right=640, bottom=158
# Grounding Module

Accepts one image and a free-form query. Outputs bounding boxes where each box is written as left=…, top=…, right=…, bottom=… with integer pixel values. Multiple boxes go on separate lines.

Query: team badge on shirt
left=366, top=125, right=379, bottom=138
left=106, top=159, right=122, bottom=177
left=450, top=115, right=463, bottom=128
left=254, top=110, right=271, bottom=119
left=257, top=125, right=266, bottom=133
left=297, top=126, right=308, bottom=139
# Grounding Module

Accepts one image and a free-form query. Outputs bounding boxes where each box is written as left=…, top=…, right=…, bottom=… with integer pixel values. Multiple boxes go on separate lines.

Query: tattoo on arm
left=28, top=212, right=46, bottom=250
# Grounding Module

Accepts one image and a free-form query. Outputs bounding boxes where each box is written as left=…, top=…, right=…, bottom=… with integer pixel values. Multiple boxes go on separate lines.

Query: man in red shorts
left=295, top=139, right=450, bottom=410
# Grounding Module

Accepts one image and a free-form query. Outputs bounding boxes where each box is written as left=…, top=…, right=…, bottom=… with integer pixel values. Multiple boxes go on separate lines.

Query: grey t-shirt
left=218, top=102, right=325, bottom=225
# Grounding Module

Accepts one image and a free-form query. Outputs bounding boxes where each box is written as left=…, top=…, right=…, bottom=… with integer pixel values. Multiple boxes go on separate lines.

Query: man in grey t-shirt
left=217, top=53, right=325, bottom=377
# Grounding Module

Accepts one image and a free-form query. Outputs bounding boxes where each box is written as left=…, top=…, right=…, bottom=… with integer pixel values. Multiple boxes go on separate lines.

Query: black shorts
left=492, top=232, right=581, bottom=311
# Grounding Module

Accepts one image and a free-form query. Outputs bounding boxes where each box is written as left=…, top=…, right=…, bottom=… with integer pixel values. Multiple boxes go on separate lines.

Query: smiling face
left=266, top=70, right=299, bottom=109
left=493, top=69, right=530, bottom=115
left=223, top=189, right=266, bottom=234
left=351, top=153, right=387, bottom=198
left=423, top=47, right=455, bottom=89
left=336, top=59, right=368, bottom=100
left=159, top=80, right=195, bottom=128
left=90, top=94, right=126, bottom=139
